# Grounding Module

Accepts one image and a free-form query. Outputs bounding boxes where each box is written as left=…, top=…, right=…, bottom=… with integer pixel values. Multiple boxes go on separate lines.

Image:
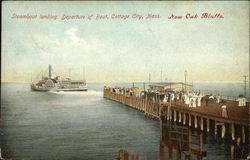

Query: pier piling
left=179, top=112, right=182, bottom=123
left=215, top=121, right=217, bottom=135
left=183, top=113, right=186, bottom=125
left=207, top=119, right=210, bottom=132
left=174, top=110, right=177, bottom=122
left=189, top=114, right=191, bottom=127
left=231, top=124, right=235, bottom=141
left=222, top=124, right=226, bottom=138
left=201, top=117, right=204, bottom=131
left=195, top=116, right=198, bottom=129
left=104, top=87, right=249, bottom=144
left=242, top=126, right=245, bottom=143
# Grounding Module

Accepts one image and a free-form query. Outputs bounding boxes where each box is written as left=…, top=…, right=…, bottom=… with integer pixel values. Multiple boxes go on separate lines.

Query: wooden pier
left=160, top=120, right=206, bottom=160
left=104, top=87, right=249, bottom=147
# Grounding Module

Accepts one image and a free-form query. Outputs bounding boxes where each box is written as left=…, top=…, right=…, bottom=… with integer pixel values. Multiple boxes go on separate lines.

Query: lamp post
left=243, top=75, right=247, bottom=97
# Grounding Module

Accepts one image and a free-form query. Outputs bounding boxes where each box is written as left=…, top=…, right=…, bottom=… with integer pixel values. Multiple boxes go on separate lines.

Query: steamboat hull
left=31, top=85, right=87, bottom=92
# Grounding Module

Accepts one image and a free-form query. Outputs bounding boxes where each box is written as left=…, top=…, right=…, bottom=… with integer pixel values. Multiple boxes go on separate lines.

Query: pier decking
left=103, top=87, right=249, bottom=143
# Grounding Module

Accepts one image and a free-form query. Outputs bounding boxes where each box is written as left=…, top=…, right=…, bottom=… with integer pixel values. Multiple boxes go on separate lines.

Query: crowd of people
left=105, top=86, right=248, bottom=118
left=161, top=90, right=223, bottom=107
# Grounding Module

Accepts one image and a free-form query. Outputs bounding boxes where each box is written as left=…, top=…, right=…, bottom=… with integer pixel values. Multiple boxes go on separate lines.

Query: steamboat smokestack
left=49, top=64, right=52, bottom=79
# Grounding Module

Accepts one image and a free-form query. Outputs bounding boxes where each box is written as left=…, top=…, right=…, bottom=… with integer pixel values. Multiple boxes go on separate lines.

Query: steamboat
left=31, top=65, right=87, bottom=92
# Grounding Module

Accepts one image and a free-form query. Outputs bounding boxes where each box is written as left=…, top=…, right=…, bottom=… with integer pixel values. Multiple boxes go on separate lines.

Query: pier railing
left=104, top=87, right=249, bottom=160
left=104, top=87, right=249, bottom=145
left=104, top=88, right=160, bottom=119
left=104, top=88, right=248, bottom=122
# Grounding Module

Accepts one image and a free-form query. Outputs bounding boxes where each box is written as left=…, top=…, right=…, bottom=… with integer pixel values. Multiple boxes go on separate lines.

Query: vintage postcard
left=1, top=1, right=249, bottom=160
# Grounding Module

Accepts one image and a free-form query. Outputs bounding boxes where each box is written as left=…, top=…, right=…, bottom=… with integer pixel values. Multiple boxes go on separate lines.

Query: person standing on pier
left=197, top=96, right=202, bottom=107
left=221, top=102, right=228, bottom=118
left=179, top=92, right=182, bottom=102
left=185, top=94, right=190, bottom=105
left=205, top=96, right=209, bottom=106
left=171, top=93, right=175, bottom=101
left=167, top=93, right=171, bottom=102
left=189, top=98, right=193, bottom=107
left=238, top=95, right=247, bottom=106
left=216, top=96, right=221, bottom=103
left=192, top=97, right=197, bottom=107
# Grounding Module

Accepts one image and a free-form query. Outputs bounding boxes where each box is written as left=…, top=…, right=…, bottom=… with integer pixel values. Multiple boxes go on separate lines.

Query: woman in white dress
left=221, top=104, right=228, bottom=118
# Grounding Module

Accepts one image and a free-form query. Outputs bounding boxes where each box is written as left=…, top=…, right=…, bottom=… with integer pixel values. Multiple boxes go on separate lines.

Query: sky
left=2, top=1, right=249, bottom=83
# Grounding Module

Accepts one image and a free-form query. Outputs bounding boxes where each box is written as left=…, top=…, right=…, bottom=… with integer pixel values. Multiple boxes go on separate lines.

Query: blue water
left=0, top=83, right=249, bottom=159
left=1, top=83, right=159, bottom=160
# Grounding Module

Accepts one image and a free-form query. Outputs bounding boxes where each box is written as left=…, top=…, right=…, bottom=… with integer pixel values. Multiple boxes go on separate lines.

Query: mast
left=30, top=72, right=33, bottom=83
left=149, top=73, right=151, bottom=85
left=184, top=70, right=187, bottom=92
left=83, top=66, right=86, bottom=83
left=49, top=64, right=52, bottom=79
left=160, top=67, right=163, bottom=82
left=68, top=68, right=71, bottom=78
left=192, top=80, right=194, bottom=91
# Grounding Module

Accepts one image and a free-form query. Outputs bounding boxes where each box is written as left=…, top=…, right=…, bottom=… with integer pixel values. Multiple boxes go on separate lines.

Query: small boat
left=31, top=65, right=87, bottom=92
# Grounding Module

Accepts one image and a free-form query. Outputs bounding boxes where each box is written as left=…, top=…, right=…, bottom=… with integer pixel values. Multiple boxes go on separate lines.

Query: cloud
left=31, top=27, right=111, bottom=61
left=27, top=27, right=119, bottom=81
left=65, top=27, right=87, bottom=46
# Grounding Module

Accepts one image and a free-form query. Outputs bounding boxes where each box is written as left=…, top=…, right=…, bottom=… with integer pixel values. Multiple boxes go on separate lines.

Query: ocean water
left=0, top=83, right=249, bottom=159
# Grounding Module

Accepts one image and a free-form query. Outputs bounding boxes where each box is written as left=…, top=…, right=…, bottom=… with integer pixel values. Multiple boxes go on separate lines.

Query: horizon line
left=0, top=81, right=247, bottom=84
